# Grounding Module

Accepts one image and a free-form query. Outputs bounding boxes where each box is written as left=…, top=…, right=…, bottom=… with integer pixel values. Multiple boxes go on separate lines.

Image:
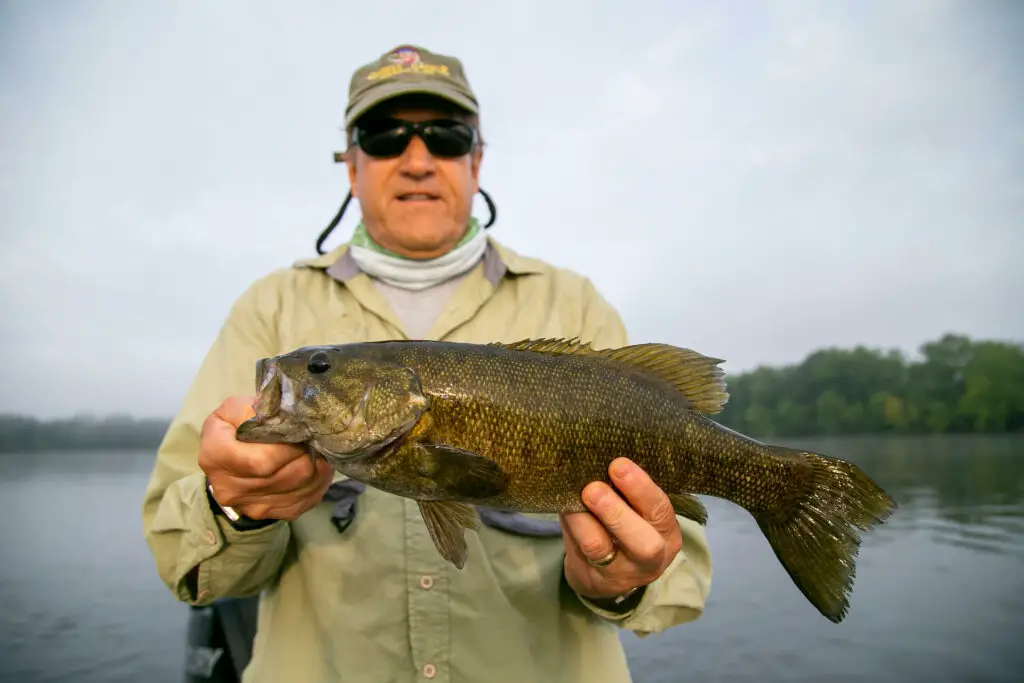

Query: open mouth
left=251, top=363, right=281, bottom=422
left=396, top=192, right=440, bottom=202
left=236, top=360, right=310, bottom=446
left=251, top=359, right=299, bottom=422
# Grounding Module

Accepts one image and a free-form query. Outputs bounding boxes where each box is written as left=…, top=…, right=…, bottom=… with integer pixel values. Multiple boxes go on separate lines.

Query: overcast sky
left=1, top=0, right=1021, bottom=419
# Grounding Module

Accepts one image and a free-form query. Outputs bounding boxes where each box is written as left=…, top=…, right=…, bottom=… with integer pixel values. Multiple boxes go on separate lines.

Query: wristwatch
left=586, top=585, right=645, bottom=612
left=206, top=479, right=277, bottom=531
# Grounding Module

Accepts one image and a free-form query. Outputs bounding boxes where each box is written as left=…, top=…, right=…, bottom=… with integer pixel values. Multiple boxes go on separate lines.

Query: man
left=142, top=44, right=712, bottom=683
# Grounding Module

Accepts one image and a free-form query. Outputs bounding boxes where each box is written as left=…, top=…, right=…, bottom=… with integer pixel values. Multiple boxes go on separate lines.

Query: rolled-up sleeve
left=141, top=274, right=292, bottom=606
left=575, top=519, right=712, bottom=636
left=571, top=276, right=715, bottom=635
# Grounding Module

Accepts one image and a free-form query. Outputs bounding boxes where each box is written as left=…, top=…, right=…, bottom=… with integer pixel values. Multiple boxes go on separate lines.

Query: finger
left=581, top=481, right=664, bottom=565
left=203, top=412, right=307, bottom=478
left=217, top=450, right=329, bottom=506
left=560, top=511, right=617, bottom=566
left=204, top=397, right=309, bottom=476
left=220, top=436, right=308, bottom=480
left=267, top=464, right=334, bottom=518
left=608, top=458, right=679, bottom=538
left=236, top=461, right=334, bottom=519
left=269, top=476, right=334, bottom=521
left=213, top=395, right=258, bottom=428
left=237, top=443, right=311, bottom=479
left=260, top=449, right=323, bottom=493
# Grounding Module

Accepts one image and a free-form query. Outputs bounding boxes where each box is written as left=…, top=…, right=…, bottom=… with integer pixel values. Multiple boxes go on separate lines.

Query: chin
left=392, top=221, right=463, bottom=256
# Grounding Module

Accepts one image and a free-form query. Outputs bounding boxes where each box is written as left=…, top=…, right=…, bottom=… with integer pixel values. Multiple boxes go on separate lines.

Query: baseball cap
left=343, top=44, right=479, bottom=129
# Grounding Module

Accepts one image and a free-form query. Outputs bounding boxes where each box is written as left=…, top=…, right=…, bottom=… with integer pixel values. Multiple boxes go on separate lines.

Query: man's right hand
left=199, top=395, right=335, bottom=522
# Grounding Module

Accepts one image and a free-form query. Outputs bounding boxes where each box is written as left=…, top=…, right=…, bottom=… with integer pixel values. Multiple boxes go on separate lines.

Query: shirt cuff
left=574, top=551, right=703, bottom=634
left=152, top=471, right=285, bottom=604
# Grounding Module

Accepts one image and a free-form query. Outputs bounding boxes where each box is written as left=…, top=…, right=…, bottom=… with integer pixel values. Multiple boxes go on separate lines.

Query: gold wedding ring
left=588, top=548, right=618, bottom=567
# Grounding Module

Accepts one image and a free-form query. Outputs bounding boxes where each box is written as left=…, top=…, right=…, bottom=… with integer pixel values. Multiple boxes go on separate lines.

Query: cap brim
left=344, top=80, right=478, bottom=129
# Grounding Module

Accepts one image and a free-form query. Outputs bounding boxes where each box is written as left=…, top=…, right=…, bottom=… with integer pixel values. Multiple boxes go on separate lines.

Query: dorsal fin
left=491, top=338, right=730, bottom=415
left=602, top=344, right=729, bottom=414
left=492, top=337, right=599, bottom=355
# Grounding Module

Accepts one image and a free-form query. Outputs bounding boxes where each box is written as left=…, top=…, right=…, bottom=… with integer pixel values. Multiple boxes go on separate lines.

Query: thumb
left=213, top=395, right=258, bottom=429
left=314, top=456, right=334, bottom=482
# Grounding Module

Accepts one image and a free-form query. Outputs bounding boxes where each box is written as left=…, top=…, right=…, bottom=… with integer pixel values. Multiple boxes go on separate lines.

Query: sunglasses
left=352, top=118, right=478, bottom=159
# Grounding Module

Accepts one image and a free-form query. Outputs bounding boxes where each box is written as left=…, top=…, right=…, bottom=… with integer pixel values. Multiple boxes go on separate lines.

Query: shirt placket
left=404, top=498, right=451, bottom=682
left=425, top=268, right=497, bottom=342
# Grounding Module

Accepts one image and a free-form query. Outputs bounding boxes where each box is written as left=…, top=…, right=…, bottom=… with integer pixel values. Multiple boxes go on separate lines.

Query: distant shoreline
left=0, top=415, right=171, bottom=453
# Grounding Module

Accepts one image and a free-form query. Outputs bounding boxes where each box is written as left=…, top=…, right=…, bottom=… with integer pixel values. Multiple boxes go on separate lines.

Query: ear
left=470, top=147, right=483, bottom=192
left=346, top=148, right=360, bottom=199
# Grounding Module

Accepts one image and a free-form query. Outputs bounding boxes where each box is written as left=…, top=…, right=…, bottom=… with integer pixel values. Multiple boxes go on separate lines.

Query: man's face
left=347, top=99, right=483, bottom=260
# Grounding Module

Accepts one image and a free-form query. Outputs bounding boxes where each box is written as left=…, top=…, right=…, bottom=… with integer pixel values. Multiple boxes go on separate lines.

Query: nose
left=399, top=134, right=436, bottom=179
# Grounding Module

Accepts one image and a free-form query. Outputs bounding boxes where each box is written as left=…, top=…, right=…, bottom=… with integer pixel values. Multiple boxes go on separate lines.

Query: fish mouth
left=251, top=358, right=282, bottom=420
left=236, top=359, right=308, bottom=444
left=251, top=358, right=303, bottom=420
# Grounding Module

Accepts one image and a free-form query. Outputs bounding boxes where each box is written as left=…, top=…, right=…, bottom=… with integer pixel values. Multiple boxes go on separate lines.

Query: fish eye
left=308, top=351, right=332, bottom=374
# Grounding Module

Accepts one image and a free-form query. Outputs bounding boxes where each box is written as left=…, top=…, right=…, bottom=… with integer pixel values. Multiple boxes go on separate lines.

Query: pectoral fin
left=416, top=444, right=509, bottom=500
left=418, top=500, right=480, bottom=569
left=667, top=492, right=709, bottom=525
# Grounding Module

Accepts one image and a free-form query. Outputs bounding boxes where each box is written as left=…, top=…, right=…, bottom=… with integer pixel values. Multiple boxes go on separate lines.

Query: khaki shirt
left=142, top=237, right=713, bottom=683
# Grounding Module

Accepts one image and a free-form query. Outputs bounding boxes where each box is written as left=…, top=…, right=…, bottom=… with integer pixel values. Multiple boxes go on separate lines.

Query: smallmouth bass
left=236, top=338, right=897, bottom=623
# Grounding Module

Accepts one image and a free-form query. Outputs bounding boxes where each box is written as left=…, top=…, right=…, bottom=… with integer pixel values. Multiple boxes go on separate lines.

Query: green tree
left=715, top=333, right=1024, bottom=437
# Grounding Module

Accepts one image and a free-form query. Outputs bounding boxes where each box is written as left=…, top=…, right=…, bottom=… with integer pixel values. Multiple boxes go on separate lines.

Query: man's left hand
left=561, top=457, right=682, bottom=603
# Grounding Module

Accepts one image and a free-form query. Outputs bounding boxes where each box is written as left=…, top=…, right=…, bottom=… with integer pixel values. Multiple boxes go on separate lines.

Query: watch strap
left=206, top=479, right=278, bottom=531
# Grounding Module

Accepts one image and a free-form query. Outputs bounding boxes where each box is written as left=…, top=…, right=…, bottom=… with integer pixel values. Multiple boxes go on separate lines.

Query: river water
left=1, top=435, right=1021, bottom=682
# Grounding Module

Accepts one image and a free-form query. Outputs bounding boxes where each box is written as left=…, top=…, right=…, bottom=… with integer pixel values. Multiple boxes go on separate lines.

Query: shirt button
left=422, top=663, right=437, bottom=678
left=419, top=575, right=434, bottom=590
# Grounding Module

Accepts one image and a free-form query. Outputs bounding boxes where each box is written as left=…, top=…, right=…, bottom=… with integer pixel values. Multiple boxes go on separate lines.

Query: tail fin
left=753, top=449, right=897, bottom=623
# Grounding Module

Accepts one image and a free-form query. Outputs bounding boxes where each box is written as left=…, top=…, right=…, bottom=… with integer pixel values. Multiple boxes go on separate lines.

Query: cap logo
left=367, top=46, right=451, bottom=82
left=387, top=46, right=421, bottom=67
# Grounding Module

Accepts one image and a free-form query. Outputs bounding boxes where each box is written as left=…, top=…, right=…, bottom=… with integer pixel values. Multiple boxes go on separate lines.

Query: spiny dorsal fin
left=491, top=337, right=599, bottom=355
left=492, top=337, right=729, bottom=415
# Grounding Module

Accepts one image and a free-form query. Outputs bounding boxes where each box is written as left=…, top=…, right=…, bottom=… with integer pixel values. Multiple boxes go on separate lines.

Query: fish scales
left=344, top=341, right=777, bottom=513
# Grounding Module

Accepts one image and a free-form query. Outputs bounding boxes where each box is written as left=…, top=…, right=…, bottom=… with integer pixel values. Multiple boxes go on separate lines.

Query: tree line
left=713, top=333, right=1024, bottom=437
left=0, top=414, right=171, bottom=453
left=0, top=332, right=1021, bottom=452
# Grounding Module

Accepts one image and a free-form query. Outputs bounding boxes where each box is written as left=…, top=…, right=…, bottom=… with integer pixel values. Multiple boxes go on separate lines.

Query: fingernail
left=610, top=458, right=633, bottom=480
left=584, top=483, right=609, bottom=507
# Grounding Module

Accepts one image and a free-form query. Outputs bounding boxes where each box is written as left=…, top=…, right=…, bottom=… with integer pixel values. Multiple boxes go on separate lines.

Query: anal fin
left=418, top=501, right=480, bottom=569
left=667, top=493, right=709, bottom=525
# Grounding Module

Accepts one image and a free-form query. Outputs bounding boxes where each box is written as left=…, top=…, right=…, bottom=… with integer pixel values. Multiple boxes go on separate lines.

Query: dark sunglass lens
left=356, top=121, right=411, bottom=157
left=422, top=122, right=475, bottom=157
